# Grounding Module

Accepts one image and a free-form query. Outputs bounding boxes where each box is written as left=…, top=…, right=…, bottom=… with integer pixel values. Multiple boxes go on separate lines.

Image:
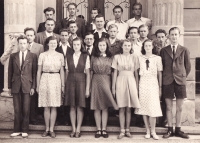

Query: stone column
left=152, top=0, right=196, bottom=126
left=1, top=0, right=36, bottom=97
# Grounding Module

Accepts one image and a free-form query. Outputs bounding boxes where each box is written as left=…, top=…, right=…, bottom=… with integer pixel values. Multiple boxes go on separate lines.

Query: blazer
left=30, top=42, right=44, bottom=58
left=37, top=22, right=62, bottom=34
left=34, top=31, right=60, bottom=51
left=56, top=45, right=73, bottom=57
left=160, top=44, right=191, bottom=85
left=60, top=16, right=86, bottom=38
left=8, top=51, right=37, bottom=93
left=107, top=38, right=122, bottom=56
left=91, top=30, right=109, bottom=47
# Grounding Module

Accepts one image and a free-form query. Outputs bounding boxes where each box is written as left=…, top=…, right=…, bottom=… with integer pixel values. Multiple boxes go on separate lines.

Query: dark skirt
left=64, top=73, right=86, bottom=108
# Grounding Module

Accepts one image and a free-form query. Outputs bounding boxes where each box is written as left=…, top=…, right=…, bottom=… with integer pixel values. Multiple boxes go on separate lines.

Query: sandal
left=41, top=131, right=49, bottom=137
left=49, top=131, right=56, bottom=138
left=75, top=132, right=81, bottom=138
left=117, top=132, right=125, bottom=139
left=102, top=130, right=109, bottom=138
left=70, top=132, right=75, bottom=138
left=95, top=130, right=101, bottom=138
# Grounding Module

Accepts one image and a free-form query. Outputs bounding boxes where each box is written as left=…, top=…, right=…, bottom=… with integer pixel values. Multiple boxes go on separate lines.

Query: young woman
left=112, top=39, right=140, bottom=139
left=64, top=37, right=90, bottom=138
left=37, top=36, right=65, bottom=138
left=135, top=39, right=163, bottom=140
left=90, top=38, right=118, bottom=138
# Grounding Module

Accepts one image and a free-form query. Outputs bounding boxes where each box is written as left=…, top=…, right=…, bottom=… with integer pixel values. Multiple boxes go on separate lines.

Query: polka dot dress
left=135, top=55, right=163, bottom=117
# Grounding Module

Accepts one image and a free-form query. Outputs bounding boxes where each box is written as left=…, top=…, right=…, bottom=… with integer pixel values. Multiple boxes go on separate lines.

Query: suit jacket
left=30, top=42, right=44, bottom=58
left=60, top=16, right=86, bottom=38
left=107, top=38, right=122, bottom=56
left=37, top=22, right=62, bottom=34
left=56, top=45, right=73, bottom=57
left=91, top=30, right=109, bottom=48
left=34, top=31, right=60, bottom=51
left=160, top=44, right=191, bottom=85
left=8, top=51, right=37, bottom=93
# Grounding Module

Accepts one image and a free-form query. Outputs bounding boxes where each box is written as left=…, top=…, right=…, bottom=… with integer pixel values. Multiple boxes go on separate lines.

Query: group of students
left=3, top=2, right=191, bottom=141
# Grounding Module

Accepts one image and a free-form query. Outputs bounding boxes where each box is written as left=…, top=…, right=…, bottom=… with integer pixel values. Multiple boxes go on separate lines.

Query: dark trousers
left=30, top=92, right=38, bottom=122
left=13, top=90, right=30, bottom=133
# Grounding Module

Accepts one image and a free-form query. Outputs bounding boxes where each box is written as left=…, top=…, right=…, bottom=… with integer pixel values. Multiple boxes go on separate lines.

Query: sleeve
left=111, top=55, right=118, bottom=69
left=85, top=55, right=90, bottom=70
left=38, top=53, right=43, bottom=65
left=184, top=48, right=191, bottom=76
left=60, top=54, right=64, bottom=66
left=157, top=56, right=163, bottom=71
left=32, top=54, right=37, bottom=89
left=8, top=54, right=13, bottom=89
left=37, top=23, right=42, bottom=33
left=133, top=54, right=139, bottom=71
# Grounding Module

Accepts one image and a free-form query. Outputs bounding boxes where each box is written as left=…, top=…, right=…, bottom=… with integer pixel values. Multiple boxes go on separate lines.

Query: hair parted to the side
left=24, top=27, right=36, bottom=35
left=141, top=39, right=157, bottom=55
left=120, top=39, right=133, bottom=54
left=93, top=38, right=112, bottom=57
left=44, top=36, right=58, bottom=51
left=169, top=27, right=180, bottom=34
left=17, top=35, right=28, bottom=43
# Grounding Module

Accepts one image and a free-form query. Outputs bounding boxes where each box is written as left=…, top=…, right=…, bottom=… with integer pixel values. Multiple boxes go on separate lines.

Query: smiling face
left=95, top=17, right=105, bottom=29
left=98, top=41, right=107, bottom=53
left=108, top=27, right=118, bottom=39
left=144, top=41, right=153, bottom=54
left=122, top=41, right=132, bottom=53
left=73, top=40, right=81, bottom=52
left=48, top=39, right=57, bottom=50
left=18, top=39, right=28, bottom=52
left=169, top=29, right=180, bottom=45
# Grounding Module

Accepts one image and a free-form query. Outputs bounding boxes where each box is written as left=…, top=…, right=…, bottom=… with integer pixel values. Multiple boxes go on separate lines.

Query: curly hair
left=93, top=38, right=112, bottom=57
left=141, top=39, right=157, bottom=55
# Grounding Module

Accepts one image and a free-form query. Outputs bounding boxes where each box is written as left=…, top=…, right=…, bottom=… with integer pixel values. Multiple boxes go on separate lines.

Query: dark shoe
left=95, top=130, right=101, bottom=138
left=49, top=132, right=56, bottom=138
left=175, top=131, right=189, bottom=139
left=102, top=130, right=109, bottom=138
left=41, top=131, right=49, bottom=137
left=163, top=130, right=174, bottom=138
left=75, top=132, right=81, bottom=138
left=70, top=132, right=75, bottom=138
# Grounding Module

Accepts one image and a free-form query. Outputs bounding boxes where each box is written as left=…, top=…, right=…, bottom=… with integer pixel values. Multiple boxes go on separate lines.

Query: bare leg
left=119, top=108, right=125, bottom=130
left=143, top=115, right=150, bottom=133
left=44, top=107, right=50, bottom=131
left=70, top=107, right=76, bottom=132
left=125, top=107, right=131, bottom=129
left=165, top=98, right=173, bottom=127
left=76, top=107, right=84, bottom=133
left=176, top=99, right=184, bottom=127
left=94, top=109, right=101, bottom=130
left=149, top=117, right=156, bottom=133
left=102, top=108, right=108, bottom=130
left=49, top=107, right=57, bottom=132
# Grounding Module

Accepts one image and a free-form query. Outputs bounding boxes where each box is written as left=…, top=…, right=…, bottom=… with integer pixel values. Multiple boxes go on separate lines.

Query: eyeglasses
left=85, top=38, right=94, bottom=41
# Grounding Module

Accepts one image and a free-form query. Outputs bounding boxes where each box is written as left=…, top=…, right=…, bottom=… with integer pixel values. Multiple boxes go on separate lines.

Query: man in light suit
left=35, top=18, right=60, bottom=51
left=60, top=3, right=85, bottom=39
left=160, top=27, right=191, bottom=139
left=8, top=35, right=37, bottom=138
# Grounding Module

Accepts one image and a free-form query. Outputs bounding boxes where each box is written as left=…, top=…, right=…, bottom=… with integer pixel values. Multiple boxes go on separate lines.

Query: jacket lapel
left=22, top=51, right=30, bottom=70
left=165, top=45, right=173, bottom=59
left=14, top=52, right=20, bottom=70
left=30, top=42, right=36, bottom=53
left=174, top=45, right=184, bottom=60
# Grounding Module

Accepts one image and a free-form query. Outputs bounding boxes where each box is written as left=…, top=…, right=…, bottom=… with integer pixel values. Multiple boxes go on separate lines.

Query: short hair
left=24, top=27, right=36, bottom=35
left=44, top=36, right=58, bottom=51
left=94, top=14, right=105, bottom=21
left=113, top=5, right=123, bottom=13
left=71, top=37, right=87, bottom=54
left=127, top=27, right=139, bottom=34
left=121, top=39, right=133, bottom=54
left=78, top=15, right=84, bottom=19
left=68, top=20, right=78, bottom=27
left=84, top=32, right=94, bottom=39
left=45, top=18, right=56, bottom=24
left=67, top=3, right=77, bottom=9
left=17, top=35, right=28, bottom=43
left=59, top=28, right=70, bottom=34
left=141, top=39, right=157, bottom=55
left=90, top=8, right=101, bottom=14
left=93, top=38, right=112, bottom=57
left=108, top=24, right=118, bottom=30
left=169, top=27, right=180, bottom=34
left=132, top=2, right=142, bottom=10
left=155, top=29, right=167, bottom=37
left=43, top=7, right=55, bottom=14
left=139, top=24, right=149, bottom=31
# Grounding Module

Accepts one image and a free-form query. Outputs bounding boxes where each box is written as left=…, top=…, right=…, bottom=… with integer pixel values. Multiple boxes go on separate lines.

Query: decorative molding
left=104, top=0, right=130, bottom=9
left=63, top=0, right=88, bottom=12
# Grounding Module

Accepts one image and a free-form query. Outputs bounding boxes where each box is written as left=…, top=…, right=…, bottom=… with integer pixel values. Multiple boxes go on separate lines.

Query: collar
left=86, top=45, right=93, bottom=49
left=67, top=16, right=76, bottom=21
left=115, top=19, right=125, bottom=24
left=71, top=34, right=78, bottom=39
left=20, top=50, right=28, bottom=55
left=171, top=44, right=178, bottom=50
left=94, top=28, right=107, bottom=34
left=74, top=52, right=81, bottom=57
left=132, top=17, right=145, bottom=22
left=45, top=31, right=53, bottom=37
left=60, top=42, right=70, bottom=47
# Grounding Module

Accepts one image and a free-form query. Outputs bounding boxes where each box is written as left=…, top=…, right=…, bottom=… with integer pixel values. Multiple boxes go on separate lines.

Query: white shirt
left=126, top=17, right=152, bottom=28
left=72, top=52, right=90, bottom=69
left=91, top=22, right=96, bottom=30
left=19, top=50, right=28, bottom=68
left=132, top=42, right=142, bottom=57
left=86, top=45, right=94, bottom=55
left=93, top=29, right=107, bottom=38
left=45, top=31, right=53, bottom=38
left=61, top=42, right=71, bottom=56
left=106, top=20, right=128, bottom=40
left=171, top=44, right=178, bottom=53
left=67, top=16, right=76, bottom=21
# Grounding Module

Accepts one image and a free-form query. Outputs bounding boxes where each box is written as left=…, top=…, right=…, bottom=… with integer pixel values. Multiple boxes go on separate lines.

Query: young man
left=86, top=8, right=101, bottom=32
left=106, top=5, right=128, bottom=40
left=37, top=7, right=61, bottom=34
left=35, top=18, right=60, bottom=51
left=138, top=24, right=149, bottom=44
left=61, top=3, right=85, bottom=38
left=67, top=21, right=83, bottom=47
left=126, top=3, right=152, bottom=29
left=160, top=27, right=191, bottom=139
left=8, top=35, right=37, bottom=138
left=84, top=32, right=95, bottom=56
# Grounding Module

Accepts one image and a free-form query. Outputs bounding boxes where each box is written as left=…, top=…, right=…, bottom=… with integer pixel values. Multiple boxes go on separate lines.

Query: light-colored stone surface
left=186, top=81, right=196, bottom=100
left=187, top=59, right=196, bottom=81
left=172, top=99, right=195, bottom=126
left=195, top=95, right=200, bottom=123
left=0, top=96, right=14, bottom=122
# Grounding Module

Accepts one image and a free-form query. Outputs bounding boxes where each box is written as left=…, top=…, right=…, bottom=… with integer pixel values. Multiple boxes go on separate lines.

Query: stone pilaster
left=1, top=0, right=36, bottom=97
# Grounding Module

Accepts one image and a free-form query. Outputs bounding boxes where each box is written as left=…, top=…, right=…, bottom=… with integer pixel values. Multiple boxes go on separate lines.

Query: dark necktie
left=21, top=52, right=24, bottom=69
left=172, top=46, right=175, bottom=59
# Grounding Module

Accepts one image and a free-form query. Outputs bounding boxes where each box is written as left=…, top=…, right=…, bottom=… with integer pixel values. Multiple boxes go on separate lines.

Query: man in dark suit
left=37, top=7, right=61, bottom=34
left=60, top=3, right=85, bottom=39
left=8, top=35, right=37, bottom=138
left=86, top=8, right=101, bottom=33
left=35, top=18, right=60, bottom=51
left=160, top=27, right=191, bottom=139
